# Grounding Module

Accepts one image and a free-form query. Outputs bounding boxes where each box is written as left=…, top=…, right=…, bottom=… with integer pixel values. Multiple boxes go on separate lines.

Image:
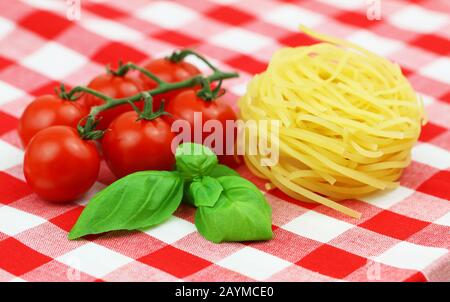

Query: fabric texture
left=0, top=0, right=449, bottom=282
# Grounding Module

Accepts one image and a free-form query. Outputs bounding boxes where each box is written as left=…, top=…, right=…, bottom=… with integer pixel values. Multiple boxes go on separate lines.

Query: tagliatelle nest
left=238, top=26, right=426, bottom=218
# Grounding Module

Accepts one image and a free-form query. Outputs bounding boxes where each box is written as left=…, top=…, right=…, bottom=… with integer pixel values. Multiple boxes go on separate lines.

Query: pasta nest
left=238, top=27, right=425, bottom=218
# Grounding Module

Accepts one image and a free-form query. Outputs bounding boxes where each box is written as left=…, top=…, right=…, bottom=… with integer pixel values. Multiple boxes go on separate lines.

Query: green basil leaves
left=190, top=176, right=223, bottom=207
left=177, top=142, right=273, bottom=243
left=69, top=143, right=273, bottom=244
left=194, top=176, right=273, bottom=243
left=175, top=143, right=217, bottom=181
left=68, top=171, right=183, bottom=240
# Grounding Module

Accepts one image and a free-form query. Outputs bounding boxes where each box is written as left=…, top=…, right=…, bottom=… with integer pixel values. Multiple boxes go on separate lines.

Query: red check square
left=85, top=3, right=127, bottom=19
left=417, top=170, right=450, bottom=201
left=0, top=111, right=18, bottom=136
left=411, top=34, right=450, bottom=56
left=226, top=55, right=267, bottom=74
left=440, top=91, right=450, bottom=104
left=335, top=11, right=379, bottom=29
left=49, top=206, right=84, bottom=232
left=0, top=238, right=52, bottom=275
left=359, top=211, right=430, bottom=240
left=138, top=246, right=212, bottom=278
left=0, top=172, right=32, bottom=204
left=19, top=10, right=72, bottom=39
left=404, top=272, right=427, bottom=282
left=279, top=32, right=318, bottom=47
left=0, top=56, right=13, bottom=71
left=419, top=123, right=447, bottom=142
left=206, top=6, right=255, bottom=26
left=91, top=42, right=148, bottom=68
left=153, top=30, right=201, bottom=48
left=297, top=244, right=367, bottom=279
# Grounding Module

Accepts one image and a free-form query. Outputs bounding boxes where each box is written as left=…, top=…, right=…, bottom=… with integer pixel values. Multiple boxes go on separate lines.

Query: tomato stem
left=168, top=49, right=218, bottom=72
left=111, top=62, right=166, bottom=85
left=72, top=68, right=238, bottom=140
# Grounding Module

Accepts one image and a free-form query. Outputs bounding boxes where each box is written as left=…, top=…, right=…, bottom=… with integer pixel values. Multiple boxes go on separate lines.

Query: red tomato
left=18, top=95, right=88, bottom=147
left=165, top=89, right=237, bottom=165
left=24, top=126, right=100, bottom=203
left=139, top=58, right=201, bottom=107
left=81, top=73, right=144, bottom=130
left=102, top=111, right=175, bottom=178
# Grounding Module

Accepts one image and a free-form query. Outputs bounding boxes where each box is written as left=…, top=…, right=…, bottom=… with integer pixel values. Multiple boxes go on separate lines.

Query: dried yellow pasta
left=238, top=26, right=425, bottom=218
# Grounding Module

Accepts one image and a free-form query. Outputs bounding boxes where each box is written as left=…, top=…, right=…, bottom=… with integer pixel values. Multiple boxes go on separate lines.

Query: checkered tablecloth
left=0, top=0, right=449, bottom=282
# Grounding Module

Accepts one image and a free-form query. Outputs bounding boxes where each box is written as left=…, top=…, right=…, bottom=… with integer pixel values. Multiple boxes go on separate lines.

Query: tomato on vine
left=166, top=82, right=238, bottom=166
left=139, top=57, right=201, bottom=107
left=102, top=94, right=175, bottom=178
left=24, top=126, right=100, bottom=203
left=18, top=93, right=88, bottom=147
left=81, top=72, right=144, bottom=130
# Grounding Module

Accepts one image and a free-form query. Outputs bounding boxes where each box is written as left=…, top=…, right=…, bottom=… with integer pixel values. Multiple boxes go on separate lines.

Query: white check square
left=0, top=206, right=46, bottom=236
left=0, top=17, right=14, bottom=40
left=420, top=94, right=436, bottom=107
left=229, top=82, right=248, bottom=96
left=435, top=212, right=450, bottom=227
left=82, top=19, right=143, bottom=42
left=144, top=216, right=196, bottom=244
left=347, top=30, right=403, bottom=56
left=22, top=42, right=87, bottom=80
left=57, top=243, right=133, bottom=278
left=263, top=4, right=323, bottom=30
left=9, top=277, right=27, bottom=282
left=374, top=241, right=448, bottom=270
left=389, top=5, right=448, bottom=33
left=0, top=81, right=25, bottom=106
left=411, top=143, right=450, bottom=169
left=136, top=1, right=198, bottom=29
left=282, top=211, right=353, bottom=242
left=360, top=186, right=414, bottom=209
left=22, top=0, right=66, bottom=11
left=211, top=28, right=273, bottom=54
left=217, top=247, right=291, bottom=280
left=0, top=140, right=23, bottom=170
left=420, top=57, right=450, bottom=85
left=317, top=0, right=365, bottom=9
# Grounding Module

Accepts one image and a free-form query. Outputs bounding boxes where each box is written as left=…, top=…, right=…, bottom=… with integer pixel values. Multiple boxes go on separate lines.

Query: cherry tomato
left=166, top=89, right=237, bottom=165
left=139, top=58, right=201, bottom=107
left=81, top=73, right=144, bottom=130
left=18, top=95, right=88, bottom=147
left=24, top=126, right=100, bottom=203
left=102, top=111, right=175, bottom=178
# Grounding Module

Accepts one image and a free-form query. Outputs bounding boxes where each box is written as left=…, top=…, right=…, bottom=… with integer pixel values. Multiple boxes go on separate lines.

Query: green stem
left=74, top=69, right=238, bottom=140
left=67, top=86, right=113, bottom=102
left=168, top=49, right=218, bottom=72
left=114, top=62, right=165, bottom=85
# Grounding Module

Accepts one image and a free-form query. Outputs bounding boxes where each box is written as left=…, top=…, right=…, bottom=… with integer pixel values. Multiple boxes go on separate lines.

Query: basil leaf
left=190, top=176, right=223, bottom=207
left=209, top=164, right=239, bottom=178
left=195, top=176, right=273, bottom=243
left=182, top=164, right=239, bottom=206
left=175, top=143, right=218, bottom=181
left=68, top=171, right=183, bottom=240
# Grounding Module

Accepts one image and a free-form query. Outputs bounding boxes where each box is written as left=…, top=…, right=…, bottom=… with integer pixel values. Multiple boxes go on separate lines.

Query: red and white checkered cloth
left=0, top=0, right=449, bottom=282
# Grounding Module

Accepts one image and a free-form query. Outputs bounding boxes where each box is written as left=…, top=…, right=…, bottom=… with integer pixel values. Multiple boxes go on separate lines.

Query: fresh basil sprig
left=193, top=176, right=273, bottom=243
left=175, top=143, right=217, bottom=181
left=176, top=143, right=273, bottom=243
left=69, top=143, right=273, bottom=244
left=189, top=176, right=223, bottom=207
left=68, top=171, right=183, bottom=240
